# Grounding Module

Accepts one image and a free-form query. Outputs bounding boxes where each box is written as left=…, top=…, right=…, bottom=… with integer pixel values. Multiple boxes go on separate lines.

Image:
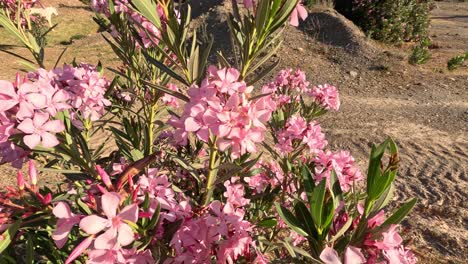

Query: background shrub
left=334, top=0, right=431, bottom=44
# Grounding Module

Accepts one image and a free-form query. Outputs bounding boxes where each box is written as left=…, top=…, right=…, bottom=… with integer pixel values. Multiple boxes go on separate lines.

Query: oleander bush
left=334, top=0, right=431, bottom=44
left=0, top=0, right=418, bottom=263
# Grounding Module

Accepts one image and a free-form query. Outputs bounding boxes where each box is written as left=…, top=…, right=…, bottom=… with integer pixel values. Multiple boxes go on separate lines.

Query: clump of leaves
left=447, top=52, right=468, bottom=71
left=409, top=37, right=431, bottom=65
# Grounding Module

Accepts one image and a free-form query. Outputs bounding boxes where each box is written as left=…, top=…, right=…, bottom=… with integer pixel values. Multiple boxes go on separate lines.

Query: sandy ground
left=0, top=1, right=467, bottom=263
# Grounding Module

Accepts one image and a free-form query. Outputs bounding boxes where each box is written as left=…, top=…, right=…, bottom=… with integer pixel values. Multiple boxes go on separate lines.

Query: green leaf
left=370, top=183, right=394, bottom=213
left=258, top=218, right=277, bottom=228
left=131, top=0, right=161, bottom=28
left=275, top=203, right=308, bottom=237
left=329, top=216, right=353, bottom=243
left=142, top=51, right=190, bottom=87
left=382, top=198, right=417, bottom=227
left=26, top=234, right=33, bottom=264
left=294, top=202, right=318, bottom=239
left=310, top=178, right=327, bottom=229
left=77, top=198, right=92, bottom=215
left=0, top=220, right=21, bottom=255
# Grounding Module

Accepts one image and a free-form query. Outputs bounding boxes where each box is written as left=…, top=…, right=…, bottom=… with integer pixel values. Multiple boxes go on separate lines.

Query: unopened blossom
left=17, top=112, right=65, bottom=149
left=79, top=192, right=138, bottom=248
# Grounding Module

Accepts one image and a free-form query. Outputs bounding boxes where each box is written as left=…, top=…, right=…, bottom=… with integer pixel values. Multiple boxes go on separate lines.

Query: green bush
left=335, top=0, right=431, bottom=44
left=447, top=52, right=468, bottom=71
left=409, top=37, right=431, bottom=65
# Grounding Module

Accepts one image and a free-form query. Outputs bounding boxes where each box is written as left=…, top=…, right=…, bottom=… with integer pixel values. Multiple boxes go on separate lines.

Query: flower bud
left=28, top=160, right=37, bottom=186
left=96, top=165, right=112, bottom=189
left=17, top=171, right=25, bottom=191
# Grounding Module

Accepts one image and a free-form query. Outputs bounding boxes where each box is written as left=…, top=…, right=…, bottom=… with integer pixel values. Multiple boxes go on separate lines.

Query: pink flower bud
left=96, top=165, right=112, bottom=189
left=28, top=160, right=37, bottom=186
left=17, top=171, right=25, bottom=191
left=37, top=192, right=52, bottom=205
left=96, top=184, right=108, bottom=194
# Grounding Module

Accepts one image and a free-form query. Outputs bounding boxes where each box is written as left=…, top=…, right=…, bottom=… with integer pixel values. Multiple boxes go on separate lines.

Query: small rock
left=349, top=71, right=358, bottom=78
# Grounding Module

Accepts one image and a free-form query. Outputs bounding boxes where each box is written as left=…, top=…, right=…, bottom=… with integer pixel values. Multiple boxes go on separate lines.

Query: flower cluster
left=314, top=150, right=363, bottom=192
left=0, top=75, right=66, bottom=163
left=0, top=64, right=109, bottom=167
left=169, top=200, right=254, bottom=263
left=0, top=0, right=37, bottom=22
left=169, top=66, right=276, bottom=159
left=91, top=0, right=165, bottom=48
left=31, top=64, right=111, bottom=122
left=275, top=114, right=327, bottom=156
left=309, top=84, right=341, bottom=111
left=246, top=160, right=284, bottom=193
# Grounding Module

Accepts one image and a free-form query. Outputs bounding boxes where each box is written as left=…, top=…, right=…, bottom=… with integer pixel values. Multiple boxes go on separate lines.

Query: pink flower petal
left=17, top=118, right=35, bottom=134
left=344, top=246, right=366, bottom=264
left=40, top=132, right=60, bottom=148
left=184, top=117, right=201, bottom=132
left=101, top=192, right=121, bottom=219
left=94, top=227, right=117, bottom=250
left=79, top=215, right=108, bottom=234
left=33, top=112, right=50, bottom=127
left=118, top=203, right=138, bottom=223
left=0, top=80, right=16, bottom=98
left=53, top=202, right=72, bottom=218
left=117, top=223, right=135, bottom=246
left=43, top=120, right=65, bottom=133
left=320, top=247, right=342, bottom=264
left=23, top=134, right=41, bottom=149
left=53, top=219, right=76, bottom=249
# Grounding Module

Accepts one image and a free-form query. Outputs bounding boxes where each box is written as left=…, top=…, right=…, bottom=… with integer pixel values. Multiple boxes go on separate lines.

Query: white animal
left=30, top=7, right=58, bottom=27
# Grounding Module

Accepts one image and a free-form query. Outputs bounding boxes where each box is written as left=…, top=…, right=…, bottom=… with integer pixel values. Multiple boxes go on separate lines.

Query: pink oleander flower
left=383, top=246, right=418, bottom=264
left=320, top=246, right=366, bottom=264
left=372, top=224, right=403, bottom=250
left=275, top=115, right=327, bottom=156
left=315, top=150, right=362, bottom=192
left=17, top=112, right=65, bottom=149
left=169, top=200, right=254, bottom=263
left=0, top=80, right=47, bottom=120
left=161, top=83, right=180, bottom=108
left=309, top=84, right=340, bottom=111
left=246, top=160, right=284, bottom=193
left=52, top=202, right=81, bottom=248
left=289, top=1, right=308, bottom=27
left=138, top=169, right=190, bottom=223
left=169, top=66, right=275, bottom=159
left=30, top=64, right=111, bottom=122
left=224, top=178, right=250, bottom=207
left=79, top=192, right=138, bottom=248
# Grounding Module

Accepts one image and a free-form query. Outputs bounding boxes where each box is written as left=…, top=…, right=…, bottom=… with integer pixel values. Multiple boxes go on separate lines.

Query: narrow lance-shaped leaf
left=275, top=203, right=308, bottom=237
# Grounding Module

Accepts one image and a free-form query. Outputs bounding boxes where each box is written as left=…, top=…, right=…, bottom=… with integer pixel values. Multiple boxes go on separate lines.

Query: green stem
left=203, top=142, right=218, bottom=206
